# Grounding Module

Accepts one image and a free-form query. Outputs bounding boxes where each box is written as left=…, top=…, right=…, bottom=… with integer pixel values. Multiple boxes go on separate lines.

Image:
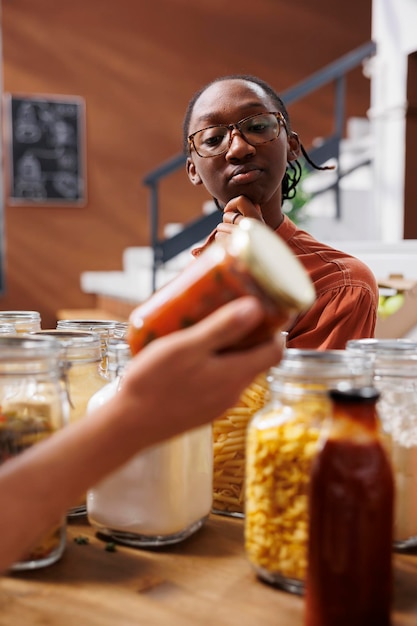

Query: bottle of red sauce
left=305, top=387, right=394, bottom=626
left=128, top=218, right=315, bottom=354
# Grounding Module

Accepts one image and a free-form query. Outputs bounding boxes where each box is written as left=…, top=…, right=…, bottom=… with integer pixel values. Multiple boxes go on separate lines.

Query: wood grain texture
left=0, top=516, right=416, bottom=626
left=1, top=0, right=372, bottom=328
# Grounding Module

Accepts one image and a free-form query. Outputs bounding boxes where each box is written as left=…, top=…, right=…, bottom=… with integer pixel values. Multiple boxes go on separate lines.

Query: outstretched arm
left=0, top=296, right=282, bottom=573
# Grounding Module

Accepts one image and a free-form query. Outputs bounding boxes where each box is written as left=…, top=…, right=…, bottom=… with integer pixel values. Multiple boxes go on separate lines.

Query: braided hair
left=182, top=74, right=332, bottom=204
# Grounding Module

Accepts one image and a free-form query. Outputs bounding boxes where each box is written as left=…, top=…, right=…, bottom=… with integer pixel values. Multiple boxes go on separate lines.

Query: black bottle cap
left=329, top=386, right=380, bottom=403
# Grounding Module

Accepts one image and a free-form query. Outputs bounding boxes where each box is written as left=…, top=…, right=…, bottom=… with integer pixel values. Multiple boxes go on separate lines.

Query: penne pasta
left=212, top=372, right=270, bottom=516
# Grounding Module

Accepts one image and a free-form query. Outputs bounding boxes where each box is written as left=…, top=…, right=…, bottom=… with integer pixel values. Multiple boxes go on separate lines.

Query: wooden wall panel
left=0, top=0, right=371, bottom=327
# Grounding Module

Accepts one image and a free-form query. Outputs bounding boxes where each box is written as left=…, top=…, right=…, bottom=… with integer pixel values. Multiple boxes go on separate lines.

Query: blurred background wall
left=0, top=0, right=372, bottom=327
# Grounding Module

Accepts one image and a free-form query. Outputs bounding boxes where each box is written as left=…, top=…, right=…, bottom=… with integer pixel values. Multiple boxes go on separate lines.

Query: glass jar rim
left=346, top=338, right=417, bottom=372
left=56, top=320, right=128, bottom=341
left=346, top=338, right=417, bottom=356
left=32, top=330, right=102, bottom=362
left=0, top=310, right=41, bottom=320
left=0, top=335, right=61, bottom=369
left=268, top=348, right=373, bottom=387
left=57, top=319, right=123, bottom=330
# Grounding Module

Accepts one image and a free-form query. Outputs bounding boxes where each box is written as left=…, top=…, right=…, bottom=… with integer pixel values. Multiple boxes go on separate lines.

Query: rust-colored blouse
left=192, top=215, right=378, bottom=350
left=276, top=216, right=378, bottom=350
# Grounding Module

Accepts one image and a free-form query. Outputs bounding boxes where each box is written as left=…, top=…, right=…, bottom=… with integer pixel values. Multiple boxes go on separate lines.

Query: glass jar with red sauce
left=306, top=387, right=394, bottom=626
left=127, top=218, right=315, bottom=354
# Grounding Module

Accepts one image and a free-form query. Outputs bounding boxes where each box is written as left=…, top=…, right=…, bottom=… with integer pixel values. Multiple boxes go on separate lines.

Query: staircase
left=297, top=116, right=374, bottom=241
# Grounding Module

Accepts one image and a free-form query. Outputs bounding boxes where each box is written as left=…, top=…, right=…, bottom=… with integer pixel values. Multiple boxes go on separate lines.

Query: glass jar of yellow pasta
left=245, top=349, right=373, bottom=594
left=0, top=335, right=69, bottom=570
left=34, top=330, right=108, bottom=516
left=212, top=372, right=270, bottom=517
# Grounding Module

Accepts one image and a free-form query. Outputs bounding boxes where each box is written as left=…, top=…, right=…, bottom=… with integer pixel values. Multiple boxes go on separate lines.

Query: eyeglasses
left=188, top=111, right=286, bottom=158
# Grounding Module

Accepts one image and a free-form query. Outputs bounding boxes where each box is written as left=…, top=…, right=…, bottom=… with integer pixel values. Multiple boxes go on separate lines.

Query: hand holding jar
left=128, top=217, right=315, bottom=355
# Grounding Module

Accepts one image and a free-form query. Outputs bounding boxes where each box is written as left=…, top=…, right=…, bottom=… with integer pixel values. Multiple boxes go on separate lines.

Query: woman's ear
left=186, top=157, right=202, bottom=186
left=287, top=132, right=301, bottom=162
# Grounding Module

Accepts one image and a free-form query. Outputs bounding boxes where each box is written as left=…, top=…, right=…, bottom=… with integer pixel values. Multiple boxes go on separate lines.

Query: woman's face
left=186, top=79, right=294, bottom=210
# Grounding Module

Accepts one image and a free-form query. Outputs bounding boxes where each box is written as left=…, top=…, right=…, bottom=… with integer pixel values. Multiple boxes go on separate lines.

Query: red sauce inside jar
left=305, top=438, right=393, bottom=626
left=128, top=247, right=293, bottom=355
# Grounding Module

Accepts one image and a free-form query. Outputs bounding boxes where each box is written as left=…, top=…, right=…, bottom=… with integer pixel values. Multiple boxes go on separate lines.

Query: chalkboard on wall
left=5, top=94, right=86, bottom=205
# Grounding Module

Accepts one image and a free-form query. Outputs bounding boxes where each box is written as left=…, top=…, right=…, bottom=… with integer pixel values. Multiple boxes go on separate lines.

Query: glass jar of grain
left=87, top=339, right=213, bottom=547
left=33, top=329, right=108, bottom=516
left=346, top=338, right=417, bottom=550
left=245, top=349, right=373, bottom=594
left=0, top=335, right=68, bottom=570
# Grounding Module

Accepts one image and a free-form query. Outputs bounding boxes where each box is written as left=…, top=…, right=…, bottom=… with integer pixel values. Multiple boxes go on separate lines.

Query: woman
left=183, top=74, right=378, bottom=350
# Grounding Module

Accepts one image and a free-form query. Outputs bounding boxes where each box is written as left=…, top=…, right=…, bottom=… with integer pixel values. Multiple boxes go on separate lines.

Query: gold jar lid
left=228, top=218, right=315, bottom=313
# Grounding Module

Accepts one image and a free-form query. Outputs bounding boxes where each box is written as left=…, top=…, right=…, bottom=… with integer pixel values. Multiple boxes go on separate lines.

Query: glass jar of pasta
left=87, top=339, right=214, bottom=547
left=0, top=335, right=69, bottom=570
left=244, top=349, right=373, bottom=594
left=33, top=330, right=108, bottom=516
left=212, top=331, right=288, bottom=518
left=0, top=310, right=41, bottom=333
left=212, top=372, right=270, bottom=517
left=346, top=338, right=417, bottom=550
left=56, top=319, right=128, bottom=378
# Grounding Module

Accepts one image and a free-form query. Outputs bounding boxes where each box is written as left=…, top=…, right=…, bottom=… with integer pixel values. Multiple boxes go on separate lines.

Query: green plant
left=282, top=163, right=312, bottom=226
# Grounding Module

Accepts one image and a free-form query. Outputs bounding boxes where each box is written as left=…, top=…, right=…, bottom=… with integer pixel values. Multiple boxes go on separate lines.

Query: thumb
left=191, top=227, right=218, bottom=257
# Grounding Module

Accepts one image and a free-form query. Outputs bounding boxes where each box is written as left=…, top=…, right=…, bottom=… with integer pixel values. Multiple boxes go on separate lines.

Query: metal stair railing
left=143, top=40, right=377, bottom=291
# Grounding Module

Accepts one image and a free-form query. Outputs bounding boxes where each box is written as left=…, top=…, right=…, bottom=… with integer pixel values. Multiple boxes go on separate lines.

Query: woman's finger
left=223, top=196, right=262, bottom=220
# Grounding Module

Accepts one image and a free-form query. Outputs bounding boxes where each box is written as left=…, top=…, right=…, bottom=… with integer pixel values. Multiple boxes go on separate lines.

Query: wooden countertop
left=0, top=515, right=416, bottom=626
